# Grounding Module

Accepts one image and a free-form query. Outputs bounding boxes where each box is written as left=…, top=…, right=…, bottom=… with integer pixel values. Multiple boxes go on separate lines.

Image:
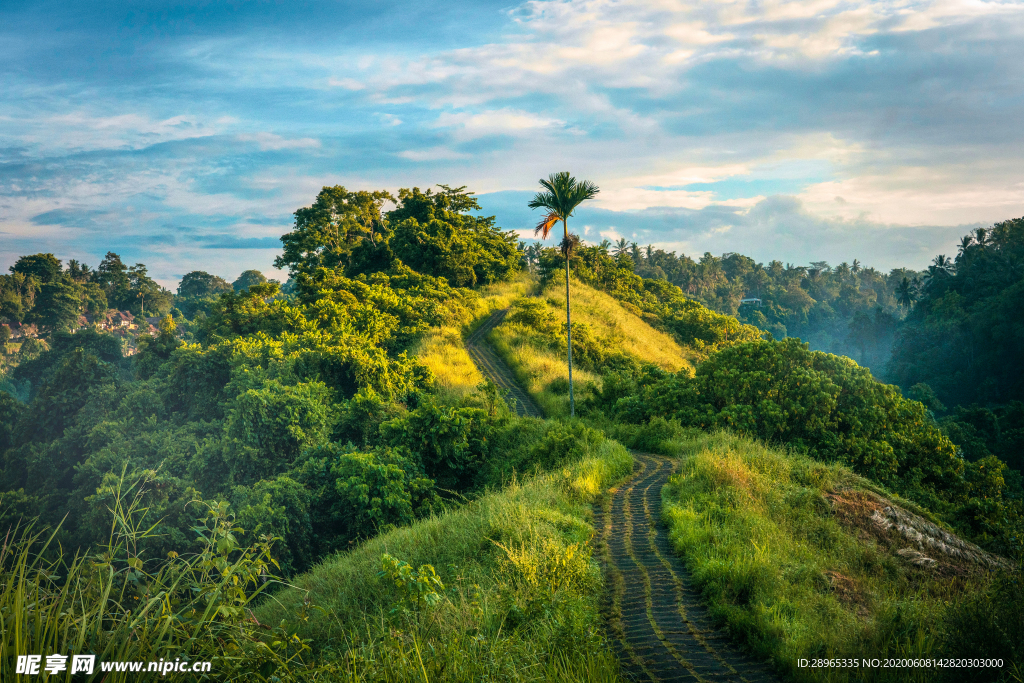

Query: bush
left=528, top=422, right=606, bottom=470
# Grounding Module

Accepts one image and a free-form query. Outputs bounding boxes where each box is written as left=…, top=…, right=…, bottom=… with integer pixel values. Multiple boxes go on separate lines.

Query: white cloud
left=235, top=132, right=321, bottom=151
left=397, top=146, right=471, bottom=162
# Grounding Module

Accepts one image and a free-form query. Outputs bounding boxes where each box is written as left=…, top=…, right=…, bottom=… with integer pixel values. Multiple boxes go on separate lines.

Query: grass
left=254, top=432, right=633, bottom=682
left=489, top=276, right=693, bottom=417
left=411, top=273, right=537, bottom=401
left=531, top=278, right=692, bottom=373
left=0, top=481, right=303, bottom=682
left=656, top=429, right=1018, bottom=683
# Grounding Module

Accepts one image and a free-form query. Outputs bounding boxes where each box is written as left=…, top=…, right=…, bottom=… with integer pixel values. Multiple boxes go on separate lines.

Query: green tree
left=93, top=252, right=131, bottom=307
left=177, top=271, right=233, bottom=299
left=10, top=253, right=62, bottom=284
left=275, top=186, right=394, bottom=275
left=232, top=269, right=268, bottom=292
left=528, top=172, right=600, bottom=417
left=127, top=262, right=169, bottom=316
left=383, top=185, right=521, bottom=286
left=896, top=277, right=917, bottom=308
left=33, top=281, right=82, bottom=332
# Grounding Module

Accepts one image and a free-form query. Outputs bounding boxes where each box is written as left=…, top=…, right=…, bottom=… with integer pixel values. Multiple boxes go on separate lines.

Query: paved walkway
left=596, top=452, right=779, bottom=683
left=464, top=309, right=544, bottom=418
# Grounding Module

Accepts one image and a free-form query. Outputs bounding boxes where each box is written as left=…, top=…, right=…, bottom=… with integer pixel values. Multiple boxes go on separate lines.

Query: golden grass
left=412, top=327, right=484, bottom=399
left=489, top=277, right=694, bottom=417
left=411, top=273, right=538, bottom=400
left=539, top=278, right=691, bottom=371
left=490, top=332, right=601, bottom=417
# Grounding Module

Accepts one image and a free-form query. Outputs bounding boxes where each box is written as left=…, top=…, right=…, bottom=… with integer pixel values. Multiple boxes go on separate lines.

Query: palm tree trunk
left=564, top=218, right=574, bottom=417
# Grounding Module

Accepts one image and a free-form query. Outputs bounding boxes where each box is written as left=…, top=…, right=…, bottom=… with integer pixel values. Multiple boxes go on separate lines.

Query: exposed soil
left=595, top=452, right=779, bottom=683
left=464, top=309, right=544, bottom=418
left=825, top=488, right=1013, bottom=577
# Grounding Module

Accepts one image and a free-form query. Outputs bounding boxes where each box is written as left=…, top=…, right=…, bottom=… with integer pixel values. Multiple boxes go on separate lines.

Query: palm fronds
left=534, top=212, right=559, bottom=240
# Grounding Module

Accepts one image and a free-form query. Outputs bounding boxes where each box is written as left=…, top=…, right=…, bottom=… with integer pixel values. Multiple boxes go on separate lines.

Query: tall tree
left=11, top=254, right=62, bottom=284
left=896, top=277, right=917, bottom=309
left=233, top=270, right=268, bottom=292
left=275, top=186, right=394, bottom=275
left=34, top=281, right=82, bottom=332
left=528, top=171, right=600, bottom=417
left=177, top=271, right=232, bottom=299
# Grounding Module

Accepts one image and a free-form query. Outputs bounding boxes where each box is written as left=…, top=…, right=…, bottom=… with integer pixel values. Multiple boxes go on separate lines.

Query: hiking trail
left=465, top=310, right=777, bottom=682
left=597, top=452, right=779, bottom=683
left=465, top=309, right=543, bottom=418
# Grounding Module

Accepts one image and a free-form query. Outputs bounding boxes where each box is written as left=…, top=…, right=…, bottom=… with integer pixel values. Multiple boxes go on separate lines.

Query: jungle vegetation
left=0, top=190, right=1021, bottom=681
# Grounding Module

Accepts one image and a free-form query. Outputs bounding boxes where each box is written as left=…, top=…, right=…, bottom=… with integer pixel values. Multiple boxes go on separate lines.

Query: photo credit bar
left=15, top=654, right=212, bottom=676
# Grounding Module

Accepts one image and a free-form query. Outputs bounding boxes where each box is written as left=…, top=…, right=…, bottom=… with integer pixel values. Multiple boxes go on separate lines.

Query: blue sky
left=2, top=0, right=1023, bottom=288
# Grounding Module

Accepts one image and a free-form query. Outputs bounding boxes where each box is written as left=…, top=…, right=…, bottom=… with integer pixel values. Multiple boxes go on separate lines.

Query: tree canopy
left=277, top=184, right=521, bottom=287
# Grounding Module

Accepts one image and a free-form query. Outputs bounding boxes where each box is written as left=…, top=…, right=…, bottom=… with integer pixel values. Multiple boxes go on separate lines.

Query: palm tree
left=529, top=171, right=600, bottom=417
left=629, top=242, right=641, bottom=262
left=613, top=238, right=629, bottom=257
left=930, top=254, right=953, bottom=276
left=896, top=277, right=916, bottom=309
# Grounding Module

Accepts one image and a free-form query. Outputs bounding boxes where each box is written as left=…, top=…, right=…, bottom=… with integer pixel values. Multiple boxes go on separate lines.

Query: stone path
left=464, top=309, right=543, bottom=418
left=596, top=452, right=779, bottom=683
left=464, top=313, right=777, bottom=682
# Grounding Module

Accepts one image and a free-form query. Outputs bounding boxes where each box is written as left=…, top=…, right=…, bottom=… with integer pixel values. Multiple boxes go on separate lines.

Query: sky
left=1, top=0, right=1023, bottom=289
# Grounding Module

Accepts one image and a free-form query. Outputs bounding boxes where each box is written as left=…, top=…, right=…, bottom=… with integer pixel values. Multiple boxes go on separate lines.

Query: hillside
left=488, top=277, right=696, bottom=416
left=1, top=189, right=1021, bottom=682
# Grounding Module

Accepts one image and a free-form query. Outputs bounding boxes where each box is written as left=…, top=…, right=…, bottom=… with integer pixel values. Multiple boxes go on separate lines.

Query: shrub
left=528, top=422, right=606, bottom=470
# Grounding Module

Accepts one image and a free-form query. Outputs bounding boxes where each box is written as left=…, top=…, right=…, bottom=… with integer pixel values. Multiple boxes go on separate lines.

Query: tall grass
left=659, top=430, right=1015, bottom=682
left=0, top=477, right=313, bottom=682
left=489, top=277, right=692, bottom=417
left=411, top=273, right=537, bottom=401
left=533, top=278, right=693, bottom=372
left=255, top=434, right=633, bottom=682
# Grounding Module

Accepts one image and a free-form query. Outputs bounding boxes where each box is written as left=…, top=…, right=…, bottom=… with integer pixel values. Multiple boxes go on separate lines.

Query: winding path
left=464, top=309, right=544, bottom=418
left=464, top=312, right=777, bottom=682
left=596, top=452, right=779, bottom=683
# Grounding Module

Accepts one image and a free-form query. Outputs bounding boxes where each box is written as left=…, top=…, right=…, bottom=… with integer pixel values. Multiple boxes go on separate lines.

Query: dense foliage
left=534, top=244, right=763, bottom=358
left=889, top=218, right=1024, bottom=410
left=524, top=239, right=916, bottom=374
left=0, top=252, right=171, bottom=331
left=599, top=338, right=1023, bottom=557
left=276, top=184, right=521, bottom=286
left=0, top=258, right=546, bottom=578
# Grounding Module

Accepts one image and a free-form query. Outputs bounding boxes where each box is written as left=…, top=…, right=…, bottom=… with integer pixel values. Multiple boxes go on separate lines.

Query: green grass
left=254, top=433, right=633, bottom=682
left=657, top=429, right=1017, bottom=683
left=489, top=277, right=693, bottom=417
left=411, top=273, right=537, bottom=401
left=0, top=482, right=303, bottom=682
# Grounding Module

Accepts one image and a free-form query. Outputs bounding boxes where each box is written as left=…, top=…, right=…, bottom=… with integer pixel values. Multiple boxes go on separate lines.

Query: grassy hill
left=254, top=425, right=632, bottom=682
left=637, top=428, right=1021, bottom=682
left=3, top=250, right=1020, bottom=683
left=407, top=273, right=536, bottom=401
left=489, top=277, right=695, bottom=417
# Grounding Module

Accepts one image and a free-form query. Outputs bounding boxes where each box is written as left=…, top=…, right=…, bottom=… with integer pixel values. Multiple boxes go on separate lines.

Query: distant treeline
left=523, top=240, right=919, bottom=377
left=522, top=218, right=1024, bottom=478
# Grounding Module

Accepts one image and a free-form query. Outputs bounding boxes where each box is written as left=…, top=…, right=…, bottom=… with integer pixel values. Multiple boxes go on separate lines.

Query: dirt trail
left=597, top=452, right=779, bottom=683
left=464, top=309, right=544, bottom=418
